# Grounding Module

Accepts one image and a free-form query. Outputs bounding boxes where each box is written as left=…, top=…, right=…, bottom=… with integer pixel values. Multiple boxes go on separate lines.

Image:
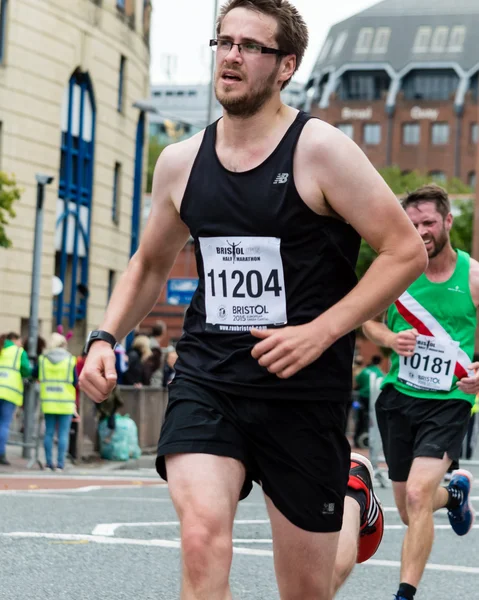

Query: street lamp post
left=23, top=174, right=54, bottom=459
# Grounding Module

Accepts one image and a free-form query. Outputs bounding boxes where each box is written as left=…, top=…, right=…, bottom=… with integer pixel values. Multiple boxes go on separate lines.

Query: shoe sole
left=350, top=452, right=375, bottom=482
left=351, top=453, right=385, bottom=563
left=451, top=469, right=476, bottom=535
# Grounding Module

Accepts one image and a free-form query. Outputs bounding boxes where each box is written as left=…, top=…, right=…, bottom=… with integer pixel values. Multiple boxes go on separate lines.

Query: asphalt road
left=1, top=463, right=478, bottom=600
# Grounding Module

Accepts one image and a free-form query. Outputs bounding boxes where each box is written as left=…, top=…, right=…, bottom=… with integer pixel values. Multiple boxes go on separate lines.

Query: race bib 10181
left=398, top=334, right=459, bottom=392
left=199, top=236, right=287, bottom=333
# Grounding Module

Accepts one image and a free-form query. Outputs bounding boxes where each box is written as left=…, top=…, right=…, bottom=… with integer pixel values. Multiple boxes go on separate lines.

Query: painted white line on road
left=92, top=519, right=271, bottom=537
left=365, top=558, right=479, bottom=574
left=2, top=532, right=479, bottom=571
left=0, top=492, right=173, bottom=503
left=0, top=474, right=165, bottom=483
left=92, top=522, right=180, bottom=536
left=0, top=484, right=165, bottom=495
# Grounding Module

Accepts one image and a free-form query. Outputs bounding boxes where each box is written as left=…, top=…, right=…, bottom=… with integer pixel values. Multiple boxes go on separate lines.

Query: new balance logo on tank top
left=174, top=111, right=361, bottom=402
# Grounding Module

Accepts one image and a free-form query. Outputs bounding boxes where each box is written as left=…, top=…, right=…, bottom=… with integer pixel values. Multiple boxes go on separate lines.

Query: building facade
left=303, top=0, right=479, bottom=188
left=0, top=0, right=151, bottom=352
left=148, top=81, right=305, bottom=145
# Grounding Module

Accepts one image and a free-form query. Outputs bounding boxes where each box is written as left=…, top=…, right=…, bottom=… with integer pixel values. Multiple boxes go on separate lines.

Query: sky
left=150, top=0, right=380, bottom=86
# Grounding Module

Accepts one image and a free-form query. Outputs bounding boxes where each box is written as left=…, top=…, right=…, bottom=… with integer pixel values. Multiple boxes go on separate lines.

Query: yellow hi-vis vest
left=0, top=345, right=24, bottom=407
left=39, top=355, right=76, bottom=415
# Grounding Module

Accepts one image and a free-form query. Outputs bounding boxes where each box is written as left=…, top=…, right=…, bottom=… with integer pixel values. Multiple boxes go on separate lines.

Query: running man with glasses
left=80, top=1, right=427, bottom=598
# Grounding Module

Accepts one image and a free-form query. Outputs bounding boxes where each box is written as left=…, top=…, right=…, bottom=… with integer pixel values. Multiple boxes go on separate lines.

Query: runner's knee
left=181, top=515, right=233, bottom=575
left=406, top=481, right=435, bottom=514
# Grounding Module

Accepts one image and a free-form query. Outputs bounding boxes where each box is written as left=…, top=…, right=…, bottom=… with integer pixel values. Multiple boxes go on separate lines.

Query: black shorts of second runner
left=156, top=376, right=350, bottom=533
left=376, top=384, right=472, bottom=482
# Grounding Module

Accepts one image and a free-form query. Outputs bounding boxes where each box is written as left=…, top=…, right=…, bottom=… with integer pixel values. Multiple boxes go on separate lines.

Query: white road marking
left=92, top=519, right=271, bottom=537
left=0, top=484, right=165, bottom=494
left=0, top=474, right=165, bottom=482
left=2, top=532, right=479, bottom=572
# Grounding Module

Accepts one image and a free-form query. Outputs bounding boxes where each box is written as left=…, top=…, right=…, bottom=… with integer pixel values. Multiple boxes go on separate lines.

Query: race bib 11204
left=199, top=236, right=287, bottom=333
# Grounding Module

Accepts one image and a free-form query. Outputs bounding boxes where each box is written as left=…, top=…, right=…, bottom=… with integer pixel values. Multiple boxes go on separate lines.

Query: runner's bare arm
left=251, top=122, right=426, bottom=378
left=306, top=121, right=427, bottom=339
left=469, top=258, right=479, bottom=307
left=79, top=140, right=195, bottom=401
left=97, top=144, right=191, bottom=341
left=457, top=258, right=479, bottom=392
left=362, top=314, right=418, bottom=357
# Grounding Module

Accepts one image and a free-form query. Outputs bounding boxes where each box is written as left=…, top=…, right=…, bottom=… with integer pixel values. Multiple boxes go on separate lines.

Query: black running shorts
left=376, top=384, right=472, bottom=482
left=156, top=377, right=351, bottom=533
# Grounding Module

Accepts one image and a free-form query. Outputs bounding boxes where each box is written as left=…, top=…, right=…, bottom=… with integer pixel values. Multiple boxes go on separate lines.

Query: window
left=339, top=71, right=390, bottom=101
left=337, top=123, right=354, bottom=139
left=403, top=70, right=458, bottom=101
left=429, top=171, right=446, bottom=183
left=0, top=0, right=8, bottom=64
left=431, top=123, right=449, bottom=145
left=467, top=171, right=476, bottom=190
left=118, top=55, right=126, bottom=112
left=403, top=123, right=420, bottom=145
left=363, top=124, right=381, bottom=145
left=56, top=71, right=96, bottom=327
left=188, top=90, right=197, bottom=96
left=372, top=27, right=391, bottom=54
left=471, top=123, right=478, bottom=144
left=116, top=0, right=125, bottom=10
left=355, top=28, right=374, bottom=54
left=112, top=162, right=121, bottom=224
left=468, top=171, right=476, bottom=190
left=431, top=27, right=449, bottom=53
left=332, top=32, right=348, bottom=57
left=448, top=26, right=466, bottom=53
left=108, top=270, right=115, bottom=303
left=317, top=38, right=333, bottom=63
left=153, top=91, right=162, bottom=97
left=413, top=26, right=432, bottom=53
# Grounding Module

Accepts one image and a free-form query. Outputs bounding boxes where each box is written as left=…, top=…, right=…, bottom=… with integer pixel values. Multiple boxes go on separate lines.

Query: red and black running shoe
left=348, top=452, right=384, bottom=564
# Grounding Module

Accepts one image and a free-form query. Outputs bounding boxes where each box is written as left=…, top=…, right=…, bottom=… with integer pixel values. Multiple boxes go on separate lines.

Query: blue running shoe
left=447, top=469, right=475, bottom=536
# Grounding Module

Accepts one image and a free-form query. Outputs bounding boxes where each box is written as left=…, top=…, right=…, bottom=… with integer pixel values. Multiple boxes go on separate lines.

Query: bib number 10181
left=403, top=353, right=452, bottom=376
left=207, top=269, right=282, bottom=299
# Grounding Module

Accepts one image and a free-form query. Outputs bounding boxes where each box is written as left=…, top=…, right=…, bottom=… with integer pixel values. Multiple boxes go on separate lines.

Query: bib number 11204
left=207, top=269, right=282, bottom=299
left=199, top=236, right=288, bottom=333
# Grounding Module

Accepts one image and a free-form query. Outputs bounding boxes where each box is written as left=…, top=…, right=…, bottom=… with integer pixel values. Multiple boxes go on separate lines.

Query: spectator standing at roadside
left=124, top=335, right=151, bottom=385
left=38, top=333, right=77, bottom=471
left=0, top=332, right=32, bottom=466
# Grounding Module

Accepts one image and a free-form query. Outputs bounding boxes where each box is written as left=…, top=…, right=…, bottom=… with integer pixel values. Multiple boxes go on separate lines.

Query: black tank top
left=174, top=111, right=361, bottom=402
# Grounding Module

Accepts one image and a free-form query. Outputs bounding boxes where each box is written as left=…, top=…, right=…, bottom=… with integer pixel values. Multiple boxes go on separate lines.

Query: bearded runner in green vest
left=38, top=333, right=77, bottom=471
left=0, top=332, right=32, bottom=466
left=363, top=184, right=479, bottom=600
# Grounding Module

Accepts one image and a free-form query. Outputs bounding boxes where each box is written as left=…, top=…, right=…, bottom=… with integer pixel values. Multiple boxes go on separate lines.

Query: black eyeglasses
left=210, top=39, right=286, bottom=56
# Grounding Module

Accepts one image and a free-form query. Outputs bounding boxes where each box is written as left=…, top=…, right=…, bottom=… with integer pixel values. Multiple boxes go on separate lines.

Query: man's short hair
left=401, top=184, right=451, bottom=220
left=217, top=0, right=309, bottom=90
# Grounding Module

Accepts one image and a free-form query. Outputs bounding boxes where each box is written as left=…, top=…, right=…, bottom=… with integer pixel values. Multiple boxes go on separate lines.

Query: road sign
left=167, top=278, right=198, bottom=306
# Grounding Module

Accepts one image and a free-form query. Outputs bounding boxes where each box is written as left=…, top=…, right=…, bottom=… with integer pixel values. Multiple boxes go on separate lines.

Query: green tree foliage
left=355, top=168, right=474, bottom=279
left=147, top=137, right=168, bottom=193
left=450, top=200, right=473, bottom=255
left=0, top=172, right=22, bottom=248
left=379, top=166, right=472, bottom=195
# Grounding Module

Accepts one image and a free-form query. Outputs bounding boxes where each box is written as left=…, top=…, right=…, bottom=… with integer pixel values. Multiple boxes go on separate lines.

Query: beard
left=215, top=64, right=280, bottom=118
left=425, top=227, right=448, bottom=258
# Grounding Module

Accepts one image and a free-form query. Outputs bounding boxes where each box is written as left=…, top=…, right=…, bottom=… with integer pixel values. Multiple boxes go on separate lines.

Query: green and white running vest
left=382, top=249, right=476, bottom=406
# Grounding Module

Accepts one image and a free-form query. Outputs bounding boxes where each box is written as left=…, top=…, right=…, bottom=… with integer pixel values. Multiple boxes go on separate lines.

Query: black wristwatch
left=84, top=330, right=117, bottom=354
